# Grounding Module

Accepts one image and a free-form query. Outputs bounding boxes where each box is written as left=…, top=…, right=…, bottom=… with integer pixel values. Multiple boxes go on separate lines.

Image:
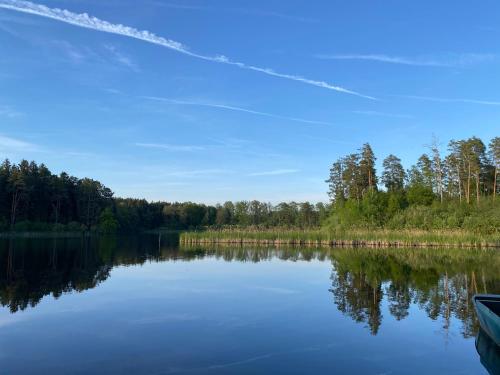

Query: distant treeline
left=1, top=135, right=498, bottom=234
left=326, top=136, right=499, bottom=233
left=0, top=159, right=327, bottom=232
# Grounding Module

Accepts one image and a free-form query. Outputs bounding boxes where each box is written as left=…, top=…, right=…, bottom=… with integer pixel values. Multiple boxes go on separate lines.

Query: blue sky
left=0, top=0, right=499, bottom=203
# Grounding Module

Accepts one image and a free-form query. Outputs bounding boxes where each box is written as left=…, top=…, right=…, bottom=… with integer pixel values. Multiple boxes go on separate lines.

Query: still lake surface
left=0, top=234, right=499, bottom=374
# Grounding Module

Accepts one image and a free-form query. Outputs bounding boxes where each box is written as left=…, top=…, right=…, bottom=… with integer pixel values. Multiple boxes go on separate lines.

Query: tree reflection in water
left=329, top=248, right=500, bottom=337
left=1, top=236, right=499, bottom=342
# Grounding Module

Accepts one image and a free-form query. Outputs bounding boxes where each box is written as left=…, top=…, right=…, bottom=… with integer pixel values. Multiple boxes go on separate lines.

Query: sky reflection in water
left=0, top=235, right=499, bottom=374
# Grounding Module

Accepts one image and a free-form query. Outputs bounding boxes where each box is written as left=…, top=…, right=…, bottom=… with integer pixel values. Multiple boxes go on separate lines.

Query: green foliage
left=66, top=221, right=85, bottom=232
left=2, top=134, right=498, bottom=237
left=0, top=159, right=113, bottom=232
left=360, top=190, right=388, bottom=226
left=180, top=227, right=499, bottom=247
left=0, top=218, right=8, bottom=232
left=381, top=155, right=406, bottom=192
left=407, top=185, right=435, bottom=206
left=386, top=199, right=500, bottom=234
left=325, top=135, right=499, bottom=234
left=99, top=208, right=119, bottom=234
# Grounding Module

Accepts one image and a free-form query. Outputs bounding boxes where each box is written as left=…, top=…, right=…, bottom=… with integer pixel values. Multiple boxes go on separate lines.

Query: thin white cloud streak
left=51, top=39, right=86, bottom=63
left=351, top=110, right=413, bottom=119
left=302, top=134, right=357, bottom=145
left=248, top=169, right=299, bottom=176
left=142, top=96, right=335, bottom=126
left=0, top=0, right=373, bottom=99
left=316, top=53, right=495, bottom=67
left=396, top=95, right=500, bottom=106
left=0, top=134, right=37, bottom=151
left=165, top=169, right=230, bottom=177
left=135, top=142, right=205, bottom=152
left=104, top=88, right=122, bottom=95
left=0, top=105, right=23, bottom=118
left=103, top=43, right=139, bottom=71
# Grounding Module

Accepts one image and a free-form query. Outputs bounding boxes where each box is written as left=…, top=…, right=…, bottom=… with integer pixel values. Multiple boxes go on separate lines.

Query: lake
left=0, top=234, right=499, bottom=374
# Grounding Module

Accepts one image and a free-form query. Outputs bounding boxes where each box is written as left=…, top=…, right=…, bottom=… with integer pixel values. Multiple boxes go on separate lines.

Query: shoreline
left=180, top=238, right=500, bottom=248
left=0, top=231, right=90, bottom=238
left=180, top=229, right=500, bottom=249
left=1, top=230, right=498, bottom=249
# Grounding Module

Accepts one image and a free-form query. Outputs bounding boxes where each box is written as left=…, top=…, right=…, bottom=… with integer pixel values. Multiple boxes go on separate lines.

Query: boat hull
left=476, top=328, right=500, bottom=375
left=474, top=294, right=500, bottom=347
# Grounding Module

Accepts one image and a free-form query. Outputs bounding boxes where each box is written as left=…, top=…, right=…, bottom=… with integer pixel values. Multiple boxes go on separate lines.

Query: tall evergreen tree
left=359, top=143, right=377, bottom=193
left=381, top=155, right=406, bottom=192
left=327, top=161, right=345, bottom=204
left=488, top=137, right=500, bottom=199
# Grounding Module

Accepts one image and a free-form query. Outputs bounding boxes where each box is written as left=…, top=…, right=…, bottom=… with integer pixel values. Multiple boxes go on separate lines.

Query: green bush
left=13, top=221, right=33, bottom=232
left=0, top=218, right=8, bottom=231
left=407, top=185, right=435, bottom=206
left=99, top=208, right=119, bottom=234
left=66, top=221, right=84, bottom=232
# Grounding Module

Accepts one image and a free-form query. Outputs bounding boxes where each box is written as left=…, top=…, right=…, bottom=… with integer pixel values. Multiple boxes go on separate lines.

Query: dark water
left=0, top=235, right=499, bottom=375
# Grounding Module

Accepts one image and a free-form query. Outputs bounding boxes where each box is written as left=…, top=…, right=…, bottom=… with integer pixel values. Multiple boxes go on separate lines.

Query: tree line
left=1, top=134, right=497, bottom=233
left=0, top=160, right=115, bottom=232
left=326, top=136, right=499, bottom=232
left=0, top=159, right=328, bottom=232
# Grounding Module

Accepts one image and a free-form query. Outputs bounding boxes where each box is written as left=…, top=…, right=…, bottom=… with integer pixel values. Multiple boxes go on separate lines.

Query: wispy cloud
left=135, top=142, right=205, bottom=152
left=142, top=96, right=335, bottom=126
left=0, top=105, right=23, bottom=118
left=103, top=88, right=122, bottom=95
left=103, top=44, right=139, bottom=71
left=0, top=0, right=372, bottom=99
left=395, top=94, right=500, bottom=106
left=51, top=39, right=87, bottom=63
left=50, top=39, right=139, bottom=70
left=350, top=110, right=413, bottom=119
left=165, top=169, right=230, bottom=177
left=248, top=169, right=299, bottom=176
left=63, top=150, right=99, bottom=158
left=316, top=53, right=495, bottom=67
left=302, top=134, right=357, bottom=146
left=0, top=134, right=37, bottom=151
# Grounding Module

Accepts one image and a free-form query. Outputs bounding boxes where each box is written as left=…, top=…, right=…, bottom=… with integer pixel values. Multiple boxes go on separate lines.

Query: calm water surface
left=0, top=235, right=499, bottom=374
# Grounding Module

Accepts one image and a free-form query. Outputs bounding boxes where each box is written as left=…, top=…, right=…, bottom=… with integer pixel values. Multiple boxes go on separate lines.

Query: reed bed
left=180, top=228, right=500, bottom=248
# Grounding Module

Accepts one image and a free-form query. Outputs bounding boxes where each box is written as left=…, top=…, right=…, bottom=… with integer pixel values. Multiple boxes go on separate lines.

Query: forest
left=0, top=135, right=498, bottom=235
left=325, top=136, right=499, bottom=234
left=0, top=159, right=328, bottom=232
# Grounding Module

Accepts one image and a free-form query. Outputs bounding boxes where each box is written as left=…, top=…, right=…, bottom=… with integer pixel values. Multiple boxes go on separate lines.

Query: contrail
left=395, top=94, right=500, bottom=106
left=142, top=96, right=336, bottom=126
left=316, top=53, right=495, bottom=68
left=0, top=0, right=375, bottom=100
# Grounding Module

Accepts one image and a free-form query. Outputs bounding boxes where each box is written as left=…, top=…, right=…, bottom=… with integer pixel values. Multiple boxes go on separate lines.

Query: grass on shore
left=180, top=228, right=500, bottom=248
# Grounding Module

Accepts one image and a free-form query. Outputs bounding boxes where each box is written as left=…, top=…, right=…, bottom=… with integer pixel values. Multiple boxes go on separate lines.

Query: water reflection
left=1, top=236, right=499, bottom=339
left=0, top=235, right=176, bottom=313
left=329, top=248, right=500, bottom=337
left=476, top=328, right=500, bottom=375
left=1, top=235, right=499, bottom=374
